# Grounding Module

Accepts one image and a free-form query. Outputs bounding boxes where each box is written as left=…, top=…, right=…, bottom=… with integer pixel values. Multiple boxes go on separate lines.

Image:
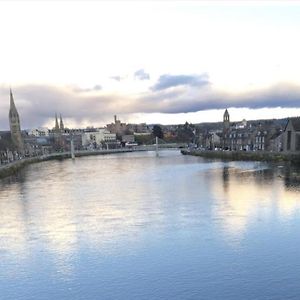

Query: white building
left=28, top=127, right=50, bottom=137
left=81, top=128, right=116, bottom=148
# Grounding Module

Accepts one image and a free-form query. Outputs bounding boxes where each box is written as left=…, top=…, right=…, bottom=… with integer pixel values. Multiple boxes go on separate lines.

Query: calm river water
left=1, top=150, right=300, bottom=299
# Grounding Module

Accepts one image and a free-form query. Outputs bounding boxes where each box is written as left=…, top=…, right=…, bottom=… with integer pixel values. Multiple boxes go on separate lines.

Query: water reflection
left=1, top=151, right=300, bottom=299
left=210, top=164, right=300, bottom=241
left=1, top=154, right=300, bottom=257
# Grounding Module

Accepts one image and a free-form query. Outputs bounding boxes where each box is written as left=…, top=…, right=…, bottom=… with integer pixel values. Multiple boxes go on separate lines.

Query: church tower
left=54, top=113, right=60, bottom=133
left=223, top=109, right=230, bottom=131
left=59, top=114, right=64, bottom=131
left=9, top=89, right=24, bottom=153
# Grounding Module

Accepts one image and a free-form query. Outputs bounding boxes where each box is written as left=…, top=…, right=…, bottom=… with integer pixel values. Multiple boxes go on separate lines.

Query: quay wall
left=181, top=149, right=300, bottom=163
left=0, top=149, right=133, bottom=179
left=0, top=146, right=186, bottom=180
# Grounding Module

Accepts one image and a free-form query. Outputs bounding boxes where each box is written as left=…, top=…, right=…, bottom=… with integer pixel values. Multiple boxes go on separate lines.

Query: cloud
left=134, top=69, right=150, bottom=80
left=142, top=82, right=300, bottom=114
left=1, top=81, right=300, bottom=129
left=72, top=84, right=102, bottom=93
left=0, top=84, right=134, bottom=129
left=110, top=76, right=122, bottom=82
left=93, top=84, right=102, bottom=90
left=151, top=73, right=210, bottom=91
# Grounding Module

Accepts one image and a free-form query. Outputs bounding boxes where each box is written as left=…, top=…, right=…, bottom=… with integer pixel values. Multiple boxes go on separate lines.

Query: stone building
left=9, top=89, right=24, bottom=154
left=227, top=129, right=253, bottom=151
left=53, top=113, right=65, bottom=134
left=106, top=115, right=128, bottom=137
left=52, top=113, right=66, bottom=151
left=269, top=131, right=284, bottom=152
left=223, top=109, right=230, bottom=131
left=198, top=131, right=222, bottom=150
left=81, top=128, right=117, bottom=149
left=282, top=118, right=300, bottom=152
left=222, top=109, right=232, bottom=150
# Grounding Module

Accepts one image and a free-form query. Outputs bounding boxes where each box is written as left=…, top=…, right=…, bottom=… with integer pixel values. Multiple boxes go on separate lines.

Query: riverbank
left=0, top=148, right=133, bottom=179
left=181, top=149, right=300, bottom=163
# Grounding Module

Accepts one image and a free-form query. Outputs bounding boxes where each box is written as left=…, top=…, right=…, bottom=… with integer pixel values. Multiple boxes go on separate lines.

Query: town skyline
left=2, top=1, right=300, bottom=128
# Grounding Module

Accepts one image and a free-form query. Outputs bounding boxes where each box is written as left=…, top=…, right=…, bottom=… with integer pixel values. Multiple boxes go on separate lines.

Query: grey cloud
left=141, top=83, right=300, bottom=114
left=0, top=85, right=131, bottom=129
left=151, top=74, right=210, bottom=91
left=110, top=76, right=121, bottom=81
left=72, top=84, right=102, bottom=93
left=134, top=69, right=150, bottom=80
left=1, top=81, right=300, bottom=129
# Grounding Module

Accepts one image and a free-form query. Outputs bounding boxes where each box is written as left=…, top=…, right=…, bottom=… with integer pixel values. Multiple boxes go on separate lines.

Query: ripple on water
left=0, top=151, right=300, bottom=300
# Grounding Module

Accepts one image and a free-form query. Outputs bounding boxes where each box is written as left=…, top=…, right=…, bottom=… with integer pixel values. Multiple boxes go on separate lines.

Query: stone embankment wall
left=181, top=149, right=300, bottom=163
left=0, top=149, right=133, bottom=179
left=0, top=157, right=39, bottom=179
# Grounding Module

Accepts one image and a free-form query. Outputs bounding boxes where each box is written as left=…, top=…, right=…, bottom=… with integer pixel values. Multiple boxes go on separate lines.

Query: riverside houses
left=283, top=118, right=300, bottom=152
left=220, top=109, right=282, bottom=152
left=252, top=124, right=276, bottom=151
left=221, top=109, right=254, bottom=151
left=269, top=131, right=284, bottom=152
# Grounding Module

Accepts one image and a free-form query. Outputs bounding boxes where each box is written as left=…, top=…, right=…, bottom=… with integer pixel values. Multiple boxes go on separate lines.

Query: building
left=269, top=131, right=284, bottom=152
left=9, top=89, right=24, bottom=154
left=222, top=109, right=231, bottom=150
left=106, top=115, right=128, bottom=137
left=223, top=109, right=230, bottom=131
left=54, top=113, right=60, bottom=133
left=227, top=129, right=253, bottom=151
left=283, top=118, right=300, bottom=152
left=53, top=113, right=65, bottom=134
left=59, top=114, right=64, bottom=131
left=219, top=109, right=282, bottom=151
left=198, top=131, right=221, bottom=150
left=81, top=128, right=117, bottom=149
left=27, top=127, right=50, bottom=137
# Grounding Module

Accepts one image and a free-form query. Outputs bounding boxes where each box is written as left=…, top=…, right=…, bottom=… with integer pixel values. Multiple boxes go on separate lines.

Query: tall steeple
left=54, top=113, right=60, bottom=132
left=10, top=89, right=17, bottom=111
left=223, top=109, right=230, bottom=131
left=9, top=89, right=24, bottom=153
left=59, top=114, right=64, bottom=131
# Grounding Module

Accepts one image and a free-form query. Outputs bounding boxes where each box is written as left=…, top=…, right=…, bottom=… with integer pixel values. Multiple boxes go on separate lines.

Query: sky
left=1, top=0, right=300, bottom=129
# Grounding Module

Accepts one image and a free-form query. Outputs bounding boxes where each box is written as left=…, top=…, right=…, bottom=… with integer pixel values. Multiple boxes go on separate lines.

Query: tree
left=152, top=125, right=164, bottom=139
left=176, top=122, right=195, bottom=143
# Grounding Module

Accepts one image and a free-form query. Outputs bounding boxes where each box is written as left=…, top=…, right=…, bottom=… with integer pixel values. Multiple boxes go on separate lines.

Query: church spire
left=54, top=113, right=59, bottom=132
left=59, top=114, right=64, bottom=131
left=9, top=89, right=24, bottom=153
left=9, top=88, right=17, bottom=114
left=223, top=108, right=230, bottom=131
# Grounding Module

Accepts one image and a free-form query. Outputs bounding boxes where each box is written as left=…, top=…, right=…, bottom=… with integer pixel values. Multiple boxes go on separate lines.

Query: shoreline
left=0, top=148, right=134, bottom=179
left=181, top=149, right=300, bottom=164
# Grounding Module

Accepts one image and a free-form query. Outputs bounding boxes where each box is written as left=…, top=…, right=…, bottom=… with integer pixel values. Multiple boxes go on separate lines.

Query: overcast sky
left=1, top=0, right=300, bottom=129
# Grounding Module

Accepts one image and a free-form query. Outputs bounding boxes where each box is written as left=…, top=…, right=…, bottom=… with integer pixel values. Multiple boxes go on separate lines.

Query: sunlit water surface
left=1, top=151, right=300, bottom=300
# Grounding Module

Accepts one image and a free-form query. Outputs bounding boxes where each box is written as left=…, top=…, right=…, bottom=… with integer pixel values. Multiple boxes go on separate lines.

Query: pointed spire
left=10, top=88, right=17, bottom=112
left=55, top=113, right=59, bottom=131
left=59, top=114, right=64, bottom=131
left=223, top=108, right=230, bottom=131
left=223, top=108, right=230, bottom=121
left=9, top=89, right=24, bottom=153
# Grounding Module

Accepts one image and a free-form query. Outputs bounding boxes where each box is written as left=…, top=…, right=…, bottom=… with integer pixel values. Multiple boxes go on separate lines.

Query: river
left=0, top=150, right=300, bottom=299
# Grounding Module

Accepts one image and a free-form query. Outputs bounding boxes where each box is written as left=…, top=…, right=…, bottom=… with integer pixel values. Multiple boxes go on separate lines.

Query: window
left=296, top=134, right=300, bottom=151
left=287, top=131, right=292, bottom=151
